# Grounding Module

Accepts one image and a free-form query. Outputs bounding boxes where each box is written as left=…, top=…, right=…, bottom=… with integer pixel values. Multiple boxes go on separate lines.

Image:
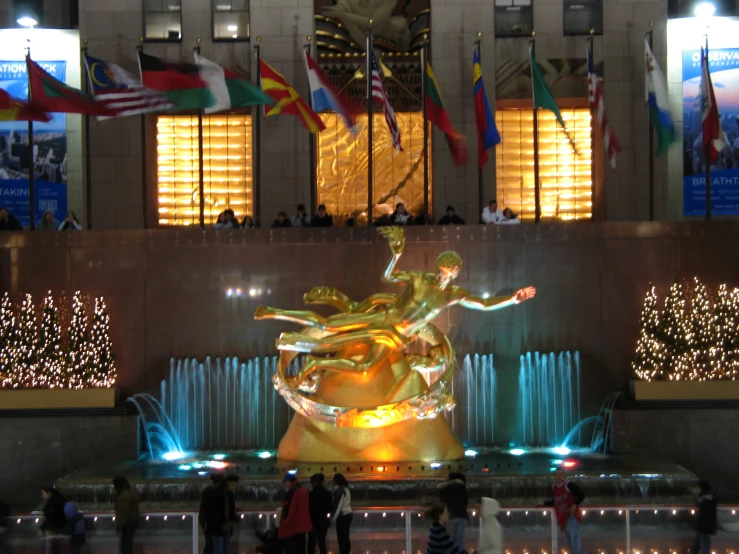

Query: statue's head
left=435, top=250, right=462, bottom=283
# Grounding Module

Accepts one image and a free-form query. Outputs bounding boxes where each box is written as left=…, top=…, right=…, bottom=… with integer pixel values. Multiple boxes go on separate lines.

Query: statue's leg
left=255, top=305, right=328, bottom=328
left=278, top=326, right=405, bottom=354
left=299, top=344, right=391, bottom=381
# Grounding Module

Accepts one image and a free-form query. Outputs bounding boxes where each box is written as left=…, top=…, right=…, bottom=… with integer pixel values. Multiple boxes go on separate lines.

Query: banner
left=0, top=60, right=68, bottom=226
left=682, top=49, right=739, bottom=216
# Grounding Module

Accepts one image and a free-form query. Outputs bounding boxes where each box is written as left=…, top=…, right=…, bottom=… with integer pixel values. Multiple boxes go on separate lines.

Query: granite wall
left=0, top=411, right=138, bottom=508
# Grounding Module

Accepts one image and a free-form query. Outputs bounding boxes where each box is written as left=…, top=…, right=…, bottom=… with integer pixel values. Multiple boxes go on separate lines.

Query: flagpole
left=254, top=37, right=262, bottom=227
left=588, top=30, right=596, bottom=221
left=366, top=23, right=374, bottom=225
left=137, top=38, right=148, bottom=229
left=704, top=34, right=711, bottom=221
left=82, top=39, right=92, bottom=229
left=647, top=23, right=655, bottom=221
left=476, top=32, right=484, bottom=223
left=26, top=43, right=35, bottom=230
left=530, top=34, right=541, bottom=224
left=305, top=36, right=317, bottom=216
left=195, top=38, right=205, bottom=229
left=420, top=34, right=429, bottom=224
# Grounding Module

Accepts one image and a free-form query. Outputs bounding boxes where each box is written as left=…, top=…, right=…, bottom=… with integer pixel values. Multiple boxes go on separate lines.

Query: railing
left=8, top=505, right=739, bottom=554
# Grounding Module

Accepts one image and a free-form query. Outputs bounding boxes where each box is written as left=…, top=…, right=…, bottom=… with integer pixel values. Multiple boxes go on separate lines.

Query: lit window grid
left=156, top=114, right=253, bottom=227
left=212, top=0, right=249, bottom=40
left=495, top=108, right=593, bottom=222
left=143, top=0, right=182, bottom=40
left=316, top=112, right=431, bottom=221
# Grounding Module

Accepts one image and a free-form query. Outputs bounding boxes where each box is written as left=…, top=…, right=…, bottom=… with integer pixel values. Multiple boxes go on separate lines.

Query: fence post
left=550, top=509, right=557, bottom=554
left=405, top=510, right=412, bottom=554
left=192, top=512, right=199, bottom=554
left=625, top=508, right=631, bottom=554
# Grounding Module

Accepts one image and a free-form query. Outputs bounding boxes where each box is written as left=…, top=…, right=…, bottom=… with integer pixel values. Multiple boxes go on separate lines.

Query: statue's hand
left=379, top=226, right=406, bottom=256
left=514, top=286, right=536, bottom=303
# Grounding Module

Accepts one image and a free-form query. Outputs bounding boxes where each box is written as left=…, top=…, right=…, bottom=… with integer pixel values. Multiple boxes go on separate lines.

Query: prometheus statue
left=255, top=227, right=536, bottom=462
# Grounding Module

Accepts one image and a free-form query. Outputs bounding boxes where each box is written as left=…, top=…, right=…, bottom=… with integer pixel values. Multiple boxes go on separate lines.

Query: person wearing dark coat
left=40, top=486, right=67, bottom=554
left=114, top=476, right=140, bottom=554
left=201, top=474, right=238, bottom=554
left=308, top=474, right=334, bottom=554
left=311, top=205, right=334, bottom=228
left=437, top=206, right=466, bottom=226
left=272, top=212, right=293, bottom=228
left=63, top=501, right=86, bottom=554
left=0, top=208, right=22, bottom=231
left=693, top=480, right=718, bottom=554
left=437, top=472, right=469, bottom=549
left=279, top=474, right=312, bottom=554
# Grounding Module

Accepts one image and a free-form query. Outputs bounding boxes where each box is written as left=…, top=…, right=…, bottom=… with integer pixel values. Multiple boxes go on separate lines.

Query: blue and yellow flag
left=473, top=46, right=500, bottom=169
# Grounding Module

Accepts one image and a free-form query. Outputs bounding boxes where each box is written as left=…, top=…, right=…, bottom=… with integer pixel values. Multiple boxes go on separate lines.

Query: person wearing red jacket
left=279, top=474, right=313, bottom=554
left=540, top=469, right=586, bottom=554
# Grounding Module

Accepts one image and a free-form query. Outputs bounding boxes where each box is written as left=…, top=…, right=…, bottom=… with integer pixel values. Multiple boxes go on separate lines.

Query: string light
left=634, top=279, right=739, bottom=381
left=0, top=292, right=116, bottom=390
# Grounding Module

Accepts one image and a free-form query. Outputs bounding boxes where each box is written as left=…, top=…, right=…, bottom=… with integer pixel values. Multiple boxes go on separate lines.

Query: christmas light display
left=634, top=279, right=739, bottom=381
left=0, top=292, right=116, bottom=389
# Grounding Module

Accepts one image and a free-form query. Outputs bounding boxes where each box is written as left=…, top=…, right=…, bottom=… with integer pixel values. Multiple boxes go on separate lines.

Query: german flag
left=259, top=59, right=325, bottom=134
left=138, top=52, right=213, bottom=111
left=0, top=89, right=50, bottom=122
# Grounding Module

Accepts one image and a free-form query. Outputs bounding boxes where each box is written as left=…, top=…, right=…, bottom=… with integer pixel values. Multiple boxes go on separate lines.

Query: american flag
left=370, top=52, right=402, bottom=151
left=84, top=54, right=172, bottom=120
left=587, top=45, right=621, bottom=169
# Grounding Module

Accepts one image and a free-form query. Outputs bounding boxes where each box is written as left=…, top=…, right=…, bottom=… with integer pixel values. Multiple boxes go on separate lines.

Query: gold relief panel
left=317, top=112, right=430, bottom=223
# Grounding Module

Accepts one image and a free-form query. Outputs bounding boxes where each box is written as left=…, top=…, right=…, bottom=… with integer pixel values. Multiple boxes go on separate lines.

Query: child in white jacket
left=477, top=498, right=502, bottom=554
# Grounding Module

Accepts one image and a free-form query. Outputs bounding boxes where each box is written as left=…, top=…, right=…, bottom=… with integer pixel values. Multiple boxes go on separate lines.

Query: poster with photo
left=682, top=49, right=739, bottom=216
left=0, top=60, right=67, bottom=226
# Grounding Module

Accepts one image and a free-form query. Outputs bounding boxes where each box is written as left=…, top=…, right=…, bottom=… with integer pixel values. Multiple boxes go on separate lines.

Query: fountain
left=126, top=394, right=184, bottom=460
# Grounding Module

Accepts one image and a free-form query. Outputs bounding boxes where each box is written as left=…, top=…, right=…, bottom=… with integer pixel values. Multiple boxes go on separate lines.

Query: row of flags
left=1, top=41, right=706, bottom=172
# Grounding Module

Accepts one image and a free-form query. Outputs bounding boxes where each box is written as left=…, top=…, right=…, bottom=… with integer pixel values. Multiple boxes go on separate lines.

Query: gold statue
left=255, top=227, right=535, bottom=462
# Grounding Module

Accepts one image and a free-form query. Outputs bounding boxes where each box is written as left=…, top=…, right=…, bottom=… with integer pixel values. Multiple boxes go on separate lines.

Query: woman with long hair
left=331, top=474, right=352, bottom=554
left=113, top=476, right=140, bottom=554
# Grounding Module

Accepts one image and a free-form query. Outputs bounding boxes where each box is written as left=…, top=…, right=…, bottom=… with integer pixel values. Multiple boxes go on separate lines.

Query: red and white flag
left=587, top=45, right=621, bottom=169
left=370, top=51, right=402, bottom=151
left=700, top=46, right=727, bottom=163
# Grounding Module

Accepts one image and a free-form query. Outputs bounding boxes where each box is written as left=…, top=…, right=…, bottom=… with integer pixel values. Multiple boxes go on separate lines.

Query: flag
left=259, top=59, right=325, bottom=134
left=700, top=46, right=727, bottom=163
left=26, top=57, right=112, bottom=116
left=0, top=89, right=50, bottom=122
left=425, top=61, right=467, bottom=165
left=303, top=50, right=357, bottom=134
left=473, top=45, right=500, bottom=169
left=194, top=53, right=273, bottom=114
left=644, top=40, right=677, bottom=156
left=370, top=51, right=401, bottom=151
left=84, top=54, right=172, bottom=120
left=587, top=44, right=621, bottom=169
left=529, top=44, right=576, bottom=151
left=138, top=52, right=213, bottom=111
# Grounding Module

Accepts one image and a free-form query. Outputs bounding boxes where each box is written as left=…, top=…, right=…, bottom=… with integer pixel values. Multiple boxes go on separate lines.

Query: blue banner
left=682, top=49, right=739, bottom=216
left=0, top=60, right=67, bottom=227
left=0, top=180, right=67, bottom=227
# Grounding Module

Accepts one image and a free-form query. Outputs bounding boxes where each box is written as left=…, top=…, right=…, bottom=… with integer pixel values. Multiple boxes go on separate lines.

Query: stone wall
left=75, top=0, right=677, bottom=228
left=0, top=411, right=138, bottom=508
left=613, top=405, right=739, bottom=500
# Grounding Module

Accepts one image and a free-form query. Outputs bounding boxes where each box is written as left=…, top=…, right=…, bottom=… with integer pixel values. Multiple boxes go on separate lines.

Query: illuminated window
left=495, top=108, right=592, bottom=221
left=156, top=114, right=253, bottom=227
left=317, top=113, right=431, bottom=223
left=212, top=0, right=249, bottom=41
left=563, top=0, right=603, bottom=35
left=143, top=0, right=182, bottom=41
left=495, top=0, right=533, bottom=37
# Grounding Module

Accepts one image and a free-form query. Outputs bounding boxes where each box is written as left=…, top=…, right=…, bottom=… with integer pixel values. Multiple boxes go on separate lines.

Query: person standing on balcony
left=279, top=473, right=312, bottom=554
left=693, top=480, right=718, bottom=554
left=291, top=204, right=311, bottom=227
left=308, top=473, right=333, bottom=554
left=540, top=469, right=585, bottom=554
left=437, top=472, right=469, bottom=549
left=311, top=205, right=334, bottom=227
left=113, top=476, right=140, bottom=554
left=331, top=474, right=353, bottom=554
left=481, top=200, right=504, bottom=224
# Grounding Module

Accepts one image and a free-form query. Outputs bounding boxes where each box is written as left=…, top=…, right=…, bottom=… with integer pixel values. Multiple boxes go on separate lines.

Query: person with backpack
left=63, top=501, right=86, bottom=554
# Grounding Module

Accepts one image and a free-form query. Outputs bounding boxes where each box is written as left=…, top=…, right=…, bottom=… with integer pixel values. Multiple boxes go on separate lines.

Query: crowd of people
left=0, top=470, right=719, bottom=554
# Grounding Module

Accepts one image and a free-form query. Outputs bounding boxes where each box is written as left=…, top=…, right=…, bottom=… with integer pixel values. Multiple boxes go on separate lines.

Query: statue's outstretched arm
left=458, top=286, right=536, bottom=311
left=379, top=227, right=409, bottom=284
left=353, top=292, right=399, bottom=313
